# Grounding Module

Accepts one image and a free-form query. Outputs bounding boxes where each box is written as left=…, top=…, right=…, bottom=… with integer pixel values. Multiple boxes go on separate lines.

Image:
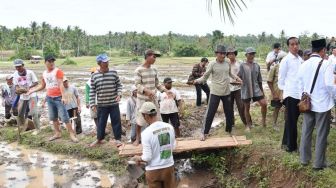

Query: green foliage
left=174, top=44, right=206, bottom=57
left=119, top=49, right=131, bottom=57
left=43, top=42, right=60, bottom=58
left=62, top=57, right=77, bottom=65
left=89, top=44, right=106, bottom=56
left=11, top=46, right=38, bottom=60
left=129, top=56, right=140, bottom=62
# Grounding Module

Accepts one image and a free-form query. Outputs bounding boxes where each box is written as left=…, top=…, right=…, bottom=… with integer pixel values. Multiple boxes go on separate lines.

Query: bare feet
left=89, top=140, right=104, bottom=147
left=200, top=134, right=208, bottom=141
left=133, top=139, right=140, bottom=146
left=110, top=139, right=123, bottom=147
left=49, top=134, right=61, bottom=141
left=69, top=134, right=79, bottom=143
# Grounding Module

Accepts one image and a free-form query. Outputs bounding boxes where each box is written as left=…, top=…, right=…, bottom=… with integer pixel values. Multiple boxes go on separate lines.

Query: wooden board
left=119, top=136, right=252, bottom=157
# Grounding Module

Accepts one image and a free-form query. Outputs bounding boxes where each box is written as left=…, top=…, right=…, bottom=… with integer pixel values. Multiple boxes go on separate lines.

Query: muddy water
left=0, top=142, right=117, bottom=188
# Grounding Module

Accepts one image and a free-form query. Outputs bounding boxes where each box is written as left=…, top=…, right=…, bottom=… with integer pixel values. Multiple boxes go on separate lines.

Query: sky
left=1, top=0, right=335, bottom=37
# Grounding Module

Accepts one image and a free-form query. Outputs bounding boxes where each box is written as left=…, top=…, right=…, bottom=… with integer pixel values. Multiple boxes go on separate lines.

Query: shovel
left=127, top=160, right=146, bottom=179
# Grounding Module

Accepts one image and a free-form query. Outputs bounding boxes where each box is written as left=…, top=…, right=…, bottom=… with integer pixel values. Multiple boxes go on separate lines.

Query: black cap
left=311, top=39, right=326, bottom=49
left=201, top=57, right=208, bottom=62
left=45, top=55, right=56, bottom=62
left=163, top=77, right=173, bottom=83
left=215, top=45, right=226, bottom=53
left=273, top=43, right=281, bottom=49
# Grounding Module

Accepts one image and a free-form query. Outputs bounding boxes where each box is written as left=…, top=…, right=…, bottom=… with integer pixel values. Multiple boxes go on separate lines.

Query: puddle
left=0, top=142, right=116, bottom=188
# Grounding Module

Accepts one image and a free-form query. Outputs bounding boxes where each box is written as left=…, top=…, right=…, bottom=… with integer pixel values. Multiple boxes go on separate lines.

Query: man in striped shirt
left=89, top=54, right=123, bottom=147
left=133, top=49, right=168, bottom=146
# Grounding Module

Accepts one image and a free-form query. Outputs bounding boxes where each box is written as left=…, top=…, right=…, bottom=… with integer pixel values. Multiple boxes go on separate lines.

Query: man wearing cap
left=28, top=55, right=78, bottom=142
left=278, top=37, right=303, bottom=152
left=266, top=43, right=283, bottom=71
left=238, top=47, right=267, bottom=131
left=194, top=45, right=242, bottom=141
left=63, top=77, right=82, bottom=134
left=1, top=75, right=18, bottom=120
left=85, top=67, right=98, bottom=133
left=298, top=39, right=336, bottom=170
left=303, top=49, right=312, bottom=61
left=132, top=102, right=176, bottom=188
left=12, top=59, right=40, bottom=133
left=227, top=47, right=246, bottom=127
left=133, top=49, right=168, bottom=145
left=267, top=52, right=287, bottom=131
left=158, top=77, right=182, bottom=137
left=191, top=57, right=210, bottom=106
left=89, top=54, right=123, bottom=147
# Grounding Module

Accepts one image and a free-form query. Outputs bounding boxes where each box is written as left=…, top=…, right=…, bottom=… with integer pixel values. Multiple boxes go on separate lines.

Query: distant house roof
left=31, top=55, right=42, bottom=59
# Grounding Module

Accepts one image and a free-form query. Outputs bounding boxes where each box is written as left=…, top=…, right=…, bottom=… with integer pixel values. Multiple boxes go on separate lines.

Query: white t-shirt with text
left=13, top=69, right=38, bottom=100
left=141, top=121, right=176, bottom=171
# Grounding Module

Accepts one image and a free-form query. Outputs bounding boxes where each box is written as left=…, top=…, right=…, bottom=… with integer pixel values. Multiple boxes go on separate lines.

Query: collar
left=310, top=53, right=321, bottom=58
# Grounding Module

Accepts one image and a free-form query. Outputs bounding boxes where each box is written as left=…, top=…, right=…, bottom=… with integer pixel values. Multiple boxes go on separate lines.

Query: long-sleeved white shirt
left=297, top=54, right=335, bottom=112
left=278, top=52, right=303, bottom=100
left=141, top=121, right=176, bottom=171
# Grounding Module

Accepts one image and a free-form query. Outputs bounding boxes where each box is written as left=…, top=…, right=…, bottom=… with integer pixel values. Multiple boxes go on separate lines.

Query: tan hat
left=5, top=75, right=13, bottom=80
left=63, top=76, right=68, bottom=82
left=139, top=102, right=157, bottom=114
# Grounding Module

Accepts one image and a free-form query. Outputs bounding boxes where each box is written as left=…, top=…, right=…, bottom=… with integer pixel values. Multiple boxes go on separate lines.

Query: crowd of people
left=1, top=37, right=336, bottom=187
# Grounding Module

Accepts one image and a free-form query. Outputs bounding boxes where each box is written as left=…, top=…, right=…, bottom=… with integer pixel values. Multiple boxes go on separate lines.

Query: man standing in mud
left=133, top=49, right=168, bottom=145
left=28, top=55, right=78, bottom=142
left=191, top=57, right=210, bottom=106
left=12, top=59, right=40, bottom=134
left=132, top=102, right=176, bottom=188
left=278, top=37, right=303, bottom=152
left=238, top=47, right=267, bottom=131
left=194, top=45, right=242, bottom=141
left=89, top=54, right=123, bottom=147
left=1, top=75, right=18, bottom=120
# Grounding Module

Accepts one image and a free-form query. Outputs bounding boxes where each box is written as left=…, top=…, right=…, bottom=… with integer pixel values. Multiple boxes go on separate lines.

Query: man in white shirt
left=298, top=39, right=335, bottom=170
left=328, top=47, right=336, bottom=65
left=13, top=59, right=40, bottom=133
left=158, top=77, right=182, bottom=137
left=133, top=102, right=176, bottom=188
left=266, top=43, right=283, bottom=71
left=278, top=37, right=303, bottom=152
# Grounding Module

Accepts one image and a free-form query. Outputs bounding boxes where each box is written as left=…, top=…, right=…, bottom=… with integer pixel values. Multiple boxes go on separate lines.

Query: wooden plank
left=119, top=136, right=252, bottom=157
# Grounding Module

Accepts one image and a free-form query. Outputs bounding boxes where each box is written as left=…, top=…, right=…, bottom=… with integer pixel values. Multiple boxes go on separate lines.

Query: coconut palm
left=207, top=0, right=247, bottom=24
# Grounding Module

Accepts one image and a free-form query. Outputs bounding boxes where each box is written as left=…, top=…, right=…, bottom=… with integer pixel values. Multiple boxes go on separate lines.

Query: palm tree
left=207, top=0, right=247, bottom=24
left=30, top=21, right=38, bottom=49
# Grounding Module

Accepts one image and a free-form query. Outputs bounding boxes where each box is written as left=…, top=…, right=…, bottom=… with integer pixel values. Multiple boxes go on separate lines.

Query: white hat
left=5, top=75, right=13, bottom=80
left=139, top=102, right=157, bottom=114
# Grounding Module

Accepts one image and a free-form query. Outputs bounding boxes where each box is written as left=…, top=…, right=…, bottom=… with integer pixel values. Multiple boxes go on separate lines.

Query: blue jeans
left=46, top=96, right=70, bottom=123
left=97, top=105, right=122, bottom=141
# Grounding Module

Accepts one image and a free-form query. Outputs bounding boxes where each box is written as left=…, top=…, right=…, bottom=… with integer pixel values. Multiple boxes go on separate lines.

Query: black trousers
left=202, top=94, right=233, bottom=134
left=67, top=108, right=82, bottom=134
left=195, top=83, right=210, bottom=106
left=161, top=113, right=180, bottom=128
left=282, top=97, right=300, bottom=152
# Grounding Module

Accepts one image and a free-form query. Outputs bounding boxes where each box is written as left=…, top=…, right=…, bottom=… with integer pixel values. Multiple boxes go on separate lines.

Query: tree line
left=0, top=21, right=324, bottom=60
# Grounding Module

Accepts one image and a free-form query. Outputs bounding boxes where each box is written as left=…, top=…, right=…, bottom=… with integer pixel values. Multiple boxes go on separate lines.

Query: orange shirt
left=43, top=68, right=64, bottom=97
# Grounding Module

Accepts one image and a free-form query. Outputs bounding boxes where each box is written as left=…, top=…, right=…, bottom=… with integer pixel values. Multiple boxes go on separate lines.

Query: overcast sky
left=1, top=0, right=335, bottom=37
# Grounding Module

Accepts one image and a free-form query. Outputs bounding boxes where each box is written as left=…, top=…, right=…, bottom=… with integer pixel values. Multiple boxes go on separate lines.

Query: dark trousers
left=161, top=113, right=180, bottom=128
left=230, top=90, right=247, bottom=125
left=195, top=83, right=210, bottom=106
left=97, top=105, right=122, bottom=141
left=202, top=94, right=233, bottom=134
left=67, top=108, right=82, bottom=134
left=282, top=97, right=300, bottom=152
left=5, top=104, right=18, bottom=119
